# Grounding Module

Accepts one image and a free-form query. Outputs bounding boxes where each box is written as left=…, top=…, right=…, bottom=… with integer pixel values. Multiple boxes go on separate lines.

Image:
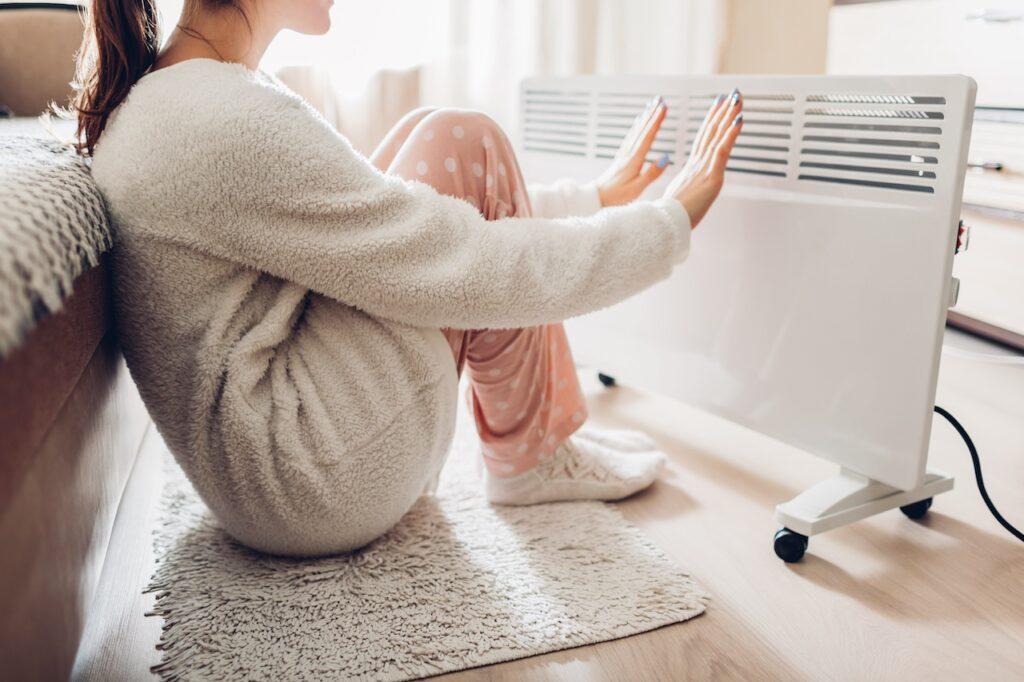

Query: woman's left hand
left=596, top=96, right=671, bottom=207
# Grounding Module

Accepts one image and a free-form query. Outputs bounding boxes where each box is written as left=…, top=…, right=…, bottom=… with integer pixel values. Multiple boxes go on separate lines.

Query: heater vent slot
left=796, top=92, right=947, bottom=195
left=796, top=175, right=935, bottom=193
left=523, top=89, right=591, bottom=158
left=799, top=162, right=936, bottom=179
left=804, top=122, right=942, bottom=134
left=806, top=107, right=943, bottom=120
left=807, top=94, right=946, bottom=105
left=801, top=148, right=938, bottom=164
left=727, top=167, right=788, bottom=178
left=803, top=135, right=940, bottom=149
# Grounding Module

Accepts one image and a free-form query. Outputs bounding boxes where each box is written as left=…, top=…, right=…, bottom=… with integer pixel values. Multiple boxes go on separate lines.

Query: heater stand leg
left=775, top=467, right=954, bottom=540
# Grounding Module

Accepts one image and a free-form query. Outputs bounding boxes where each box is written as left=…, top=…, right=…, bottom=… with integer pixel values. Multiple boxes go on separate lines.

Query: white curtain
left=157, top=0, right=726, bottom=154
left=438, top=0, right=725, bottom=141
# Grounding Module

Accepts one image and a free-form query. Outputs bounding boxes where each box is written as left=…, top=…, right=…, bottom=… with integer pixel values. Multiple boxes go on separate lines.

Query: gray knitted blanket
left=0, top=135, right=111, bottom=356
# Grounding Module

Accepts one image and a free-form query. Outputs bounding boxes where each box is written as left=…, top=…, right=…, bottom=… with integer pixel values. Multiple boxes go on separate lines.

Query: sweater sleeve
left=528, top=179, right=604, bottom=219
left=168, top=89, right=691, bottom=331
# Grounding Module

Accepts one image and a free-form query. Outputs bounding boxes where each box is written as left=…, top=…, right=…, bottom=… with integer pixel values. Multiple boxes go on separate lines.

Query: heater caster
left=597, top=372, right=617, bottom=388
left=899, top=497, right=933, bottom=520
left=773, top=528, right=808, bottom=563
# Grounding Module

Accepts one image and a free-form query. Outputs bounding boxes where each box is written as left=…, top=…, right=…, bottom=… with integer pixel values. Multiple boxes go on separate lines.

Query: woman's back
left=93, top=59, right=462, bottom=555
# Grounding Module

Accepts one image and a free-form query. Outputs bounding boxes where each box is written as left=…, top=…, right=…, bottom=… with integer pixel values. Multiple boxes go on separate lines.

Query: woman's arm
left=527, top=179, right=603, bottom=219
left=154, top=83, right=736, bottom=331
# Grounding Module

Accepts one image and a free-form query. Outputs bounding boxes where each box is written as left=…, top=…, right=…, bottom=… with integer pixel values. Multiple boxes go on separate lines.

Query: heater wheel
left=597, top=372, right=617, bottom=388
left=773, top=528, right=808, bottom=563
left=899, top=497, right=933, bottom=520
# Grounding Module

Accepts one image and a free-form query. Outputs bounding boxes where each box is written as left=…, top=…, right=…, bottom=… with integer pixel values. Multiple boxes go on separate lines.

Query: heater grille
left=522, top=89, right=590, bottom=158
left=797, top=93, right=947, bottom=194
left=521, top=80, right=958, bottom=199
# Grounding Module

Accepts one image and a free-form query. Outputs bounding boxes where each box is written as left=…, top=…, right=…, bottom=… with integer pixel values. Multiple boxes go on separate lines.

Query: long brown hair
left=73, top=0, right=247, bottom=155
left=74, top=0, right=161, bottom=155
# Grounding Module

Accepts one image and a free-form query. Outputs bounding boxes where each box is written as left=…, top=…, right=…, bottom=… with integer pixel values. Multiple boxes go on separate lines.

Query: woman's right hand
left=664, top=89, right=744, bottom=228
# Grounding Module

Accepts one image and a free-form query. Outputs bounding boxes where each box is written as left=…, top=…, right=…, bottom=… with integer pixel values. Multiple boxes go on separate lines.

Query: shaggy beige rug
left=147, top=413, right=708, bottom=680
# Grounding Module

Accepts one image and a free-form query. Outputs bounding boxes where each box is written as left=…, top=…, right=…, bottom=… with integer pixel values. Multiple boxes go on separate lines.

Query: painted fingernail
left=714, top=94, right=724, bottom=105
left=730, top=88, right=741, bottom=105
left=658, top=152, right=670, bottom=168
left=732, top=114, right=744, bottom=126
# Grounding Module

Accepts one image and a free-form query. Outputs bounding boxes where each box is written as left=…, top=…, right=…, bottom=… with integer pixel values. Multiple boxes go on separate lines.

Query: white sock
left=575, top=426, right=657, bottom=453
left=485, top=435, right=666, bottom=506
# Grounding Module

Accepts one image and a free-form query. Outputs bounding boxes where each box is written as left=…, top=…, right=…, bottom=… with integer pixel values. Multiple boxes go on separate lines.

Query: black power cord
left=934, top=405, right=1024, bottom=544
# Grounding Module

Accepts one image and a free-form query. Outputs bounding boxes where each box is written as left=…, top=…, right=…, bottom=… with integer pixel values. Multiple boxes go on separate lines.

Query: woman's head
left=74, top=0, right=333, bottom=154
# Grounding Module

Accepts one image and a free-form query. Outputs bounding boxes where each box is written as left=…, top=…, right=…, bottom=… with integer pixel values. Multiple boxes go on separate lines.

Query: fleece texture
left=89, top=58, right=691, bottom=556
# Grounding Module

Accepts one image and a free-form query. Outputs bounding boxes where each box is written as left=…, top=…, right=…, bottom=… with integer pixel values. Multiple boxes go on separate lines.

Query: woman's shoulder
left=90, top=57, right=388, bottom=223
left=92, top=58, right=342, bottom=188
left=114, top=59, right=312, bottom=138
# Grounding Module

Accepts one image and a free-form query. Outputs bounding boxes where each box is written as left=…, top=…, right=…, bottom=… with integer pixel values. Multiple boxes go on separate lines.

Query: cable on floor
left=934, top=405, right=1024, bottom=544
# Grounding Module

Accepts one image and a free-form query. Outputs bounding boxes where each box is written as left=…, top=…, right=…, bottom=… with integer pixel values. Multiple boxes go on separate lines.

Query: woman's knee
left=399, top=105, right=440, bottom=130
left=416, top=108, right=510, bottom=151
left=392, top=107, right=527, bottom=217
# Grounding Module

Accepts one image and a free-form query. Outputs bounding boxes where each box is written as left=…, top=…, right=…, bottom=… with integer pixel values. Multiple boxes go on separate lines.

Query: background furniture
left=0, top=115, right=154, bottom=680
left=829, top=0, right=1024, bottom=349
left=0, top=2, right=84, bottom=116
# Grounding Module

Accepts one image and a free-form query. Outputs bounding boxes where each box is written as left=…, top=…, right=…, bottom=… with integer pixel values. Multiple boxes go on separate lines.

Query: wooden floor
left=75, top=332, right=1024, bottom=681
left=441, top=334, right=1024, bottom=681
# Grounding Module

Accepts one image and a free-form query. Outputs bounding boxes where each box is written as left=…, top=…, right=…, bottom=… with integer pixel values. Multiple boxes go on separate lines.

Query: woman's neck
left=155, top=5, right=278, bottom=72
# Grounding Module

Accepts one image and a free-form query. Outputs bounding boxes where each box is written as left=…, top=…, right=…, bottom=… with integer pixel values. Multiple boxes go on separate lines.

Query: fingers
left=693, top=88, right=743, bottom=162
left=627, top=99, right=668, bottom=170
left=709, top=113, right=743, bottom=177
left=617, top=96, right=663, bottom=162
left=619, top=99, right=668, bottom=175
left=705, top=89, right=743, bottom=157
left=699, top=90, right=741, bottom=162
left=696, top=91, right=743, bottom=173
left=691, top=94, right=727, bottom=159
left=616, top=101, right=652, bottom=162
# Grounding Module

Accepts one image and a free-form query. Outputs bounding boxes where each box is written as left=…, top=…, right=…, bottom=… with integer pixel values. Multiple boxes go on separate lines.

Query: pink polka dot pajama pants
left=369, top=107, right=588, bottom=477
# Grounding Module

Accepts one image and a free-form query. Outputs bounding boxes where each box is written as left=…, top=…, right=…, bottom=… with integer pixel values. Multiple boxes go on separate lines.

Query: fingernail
left=732, top=114, right=744, bottom=126
left=658, top=152, right=670, bottom=168
left=714, top=94, right=724, bottom=105
left=730, top=88, right=741, bottom=105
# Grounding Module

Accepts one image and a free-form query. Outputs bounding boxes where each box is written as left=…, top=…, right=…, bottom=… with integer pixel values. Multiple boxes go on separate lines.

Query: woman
left=78, top=0, right=743, bottom=556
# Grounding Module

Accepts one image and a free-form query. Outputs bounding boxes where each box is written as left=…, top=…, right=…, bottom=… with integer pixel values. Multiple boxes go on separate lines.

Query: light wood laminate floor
left=445, top=332, right=1024, bottom=681
left=75, top=332, right=1024, bottom=681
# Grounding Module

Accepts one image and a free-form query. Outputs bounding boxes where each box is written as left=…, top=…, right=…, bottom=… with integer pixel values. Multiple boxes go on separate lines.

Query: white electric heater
left=518, top=75, right=976, bottom=557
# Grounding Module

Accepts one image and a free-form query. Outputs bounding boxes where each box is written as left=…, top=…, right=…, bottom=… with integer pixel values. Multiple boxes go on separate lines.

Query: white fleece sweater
left=91, top=59, right=691, bottom=556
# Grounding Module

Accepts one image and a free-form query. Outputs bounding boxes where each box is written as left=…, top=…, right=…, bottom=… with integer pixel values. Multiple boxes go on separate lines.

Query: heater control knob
left=956, top=220, right=971, bottom=254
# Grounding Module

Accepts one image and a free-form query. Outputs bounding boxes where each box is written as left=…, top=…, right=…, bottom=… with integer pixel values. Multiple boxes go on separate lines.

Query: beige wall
left=719, top=0, right=833, bottom=74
